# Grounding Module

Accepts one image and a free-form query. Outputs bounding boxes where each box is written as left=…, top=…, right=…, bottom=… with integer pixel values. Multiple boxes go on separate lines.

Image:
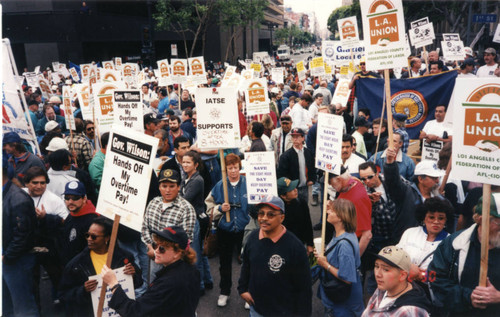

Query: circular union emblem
left=164, top=169, right=173, bottom=177
left=325, top=47, right=334, bottom=58
left=268, top=254, right=285, bottom=272
left=391, top=90, right=427, bottom=127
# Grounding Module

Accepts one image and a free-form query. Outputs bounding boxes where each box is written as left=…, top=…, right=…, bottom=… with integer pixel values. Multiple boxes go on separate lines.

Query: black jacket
left=277, top=147, right=316, bottom=184
left=2, top=180, right=37, bottom=263
left=283, top=198, right=313, bottom=247
left=109, top=260, right=200, bottom=317
left=58, top=246, right=142, bottom=317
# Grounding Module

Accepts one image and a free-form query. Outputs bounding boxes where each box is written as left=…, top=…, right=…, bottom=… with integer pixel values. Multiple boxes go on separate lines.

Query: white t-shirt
left=308, top=102, right=319, bottom=122
left=343, top=153, right=366, bottom=174
left=422, top=119, right=453, bottom=138
left=24, top=188, right=69, bottom=220
left=476, top=64, right=498, bottom=78
left=290, top=106, right=312, bottom=132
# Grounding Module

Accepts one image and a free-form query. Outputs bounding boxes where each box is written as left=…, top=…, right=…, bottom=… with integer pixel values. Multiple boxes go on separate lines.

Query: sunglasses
left=257, top=211, right=281, bottom=218
left=30, top=181, right=46, bottom=185
left=86, top=127, right=94, bottom=131
left=84, top=233, right=104, bottom=240
left=64, top=195, right=83, bottom=201
left=152, top=242, right=167, bottom=254
left=360, top=174, right=376, bottom=182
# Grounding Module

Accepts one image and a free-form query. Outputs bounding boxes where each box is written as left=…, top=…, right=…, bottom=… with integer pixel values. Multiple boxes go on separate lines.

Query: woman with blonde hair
left=314, top=199, right=364, bottom=316
left=102, top=226, right=200, bottom=316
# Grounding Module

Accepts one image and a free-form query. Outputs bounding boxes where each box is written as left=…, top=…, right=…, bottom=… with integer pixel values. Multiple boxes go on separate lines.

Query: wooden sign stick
left=96, top=214, right=121, bottom=317
left=320, top=172, right=329, bottom=255
left=479, top=184, right=491, bottom=286
left=423, top=47, right=429, bottom=74
left=384, top=69, right=394, bottom=149
left=219, top=149, right=230, bottom=222
left=373, top=87, right=387, bottom=162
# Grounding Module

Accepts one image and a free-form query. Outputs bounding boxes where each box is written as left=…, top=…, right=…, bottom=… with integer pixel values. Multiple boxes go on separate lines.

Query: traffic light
left=142, top=26, right=151, bottom=46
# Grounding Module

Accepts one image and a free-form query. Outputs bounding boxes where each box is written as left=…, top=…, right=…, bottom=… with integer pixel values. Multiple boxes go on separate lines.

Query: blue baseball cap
left=153, top=226, right=189, bottom=249
left=256, top=195, right=285, bottom=213
left=63, top=181, right=86, bottom=196
left=3, top=132, right=21, bottom=144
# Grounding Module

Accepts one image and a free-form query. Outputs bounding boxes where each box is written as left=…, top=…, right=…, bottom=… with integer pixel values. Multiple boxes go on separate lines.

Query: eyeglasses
left=64, top=195, right=83, bottom=201
left=84, top=233, right=104, bottom=240
left=360, top=63, right=366, bottom=65
left=86, top=127, right=94, bottom=131
left=30, top=181, right=46, bottom=185
left=257, top=211, right=281, bottom=218
left=360, top=174, right=376, bottom=182
left=152, top=242, right=167, bottom=254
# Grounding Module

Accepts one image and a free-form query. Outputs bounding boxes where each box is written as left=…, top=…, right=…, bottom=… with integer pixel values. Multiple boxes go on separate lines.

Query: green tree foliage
left=327, top=0, right=361, bottom=40
left=274, top=24, right=316, bottom=46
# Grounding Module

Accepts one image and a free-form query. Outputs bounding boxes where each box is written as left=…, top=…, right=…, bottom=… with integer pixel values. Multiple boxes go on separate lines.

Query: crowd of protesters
left=3, top=44, right=500, bottom=317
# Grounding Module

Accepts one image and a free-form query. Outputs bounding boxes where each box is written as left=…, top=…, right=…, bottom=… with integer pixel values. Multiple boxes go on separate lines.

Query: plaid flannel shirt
left=66, top=134, right=93, bottom=170
left=141, top=195, right=196, bottom=245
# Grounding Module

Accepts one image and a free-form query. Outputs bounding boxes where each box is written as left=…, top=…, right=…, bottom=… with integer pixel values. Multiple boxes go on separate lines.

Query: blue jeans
left=2, top=253, right=40, bottom=317
left=249, top=305, right=265, bottom=317
left=118, top=240, right=149, bottom=297
left=204, top=158, right=221, bottom=189
left=192, top=220, right=214, bottom=290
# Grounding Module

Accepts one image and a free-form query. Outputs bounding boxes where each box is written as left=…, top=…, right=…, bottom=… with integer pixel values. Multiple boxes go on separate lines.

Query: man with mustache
left=428, top=195, right=500, bottom=316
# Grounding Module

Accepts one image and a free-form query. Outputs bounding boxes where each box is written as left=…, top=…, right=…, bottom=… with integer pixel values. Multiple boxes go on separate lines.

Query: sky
left=284, top=0, right=343, bottom=34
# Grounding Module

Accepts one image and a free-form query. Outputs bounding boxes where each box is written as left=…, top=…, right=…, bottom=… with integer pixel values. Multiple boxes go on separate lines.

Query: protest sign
left=157, top=59, right=173, bottom=86
left=245, top=151, right=278, bottom=203
left=271, top=67, right=284, bottom=84
left=311, top=57, right=326, bottom=76
left=331, top=41, right=365, bottom=65
left=195, top=87, right=240, bottom=150
left=421, top=140, right=443, bottom=162
left=59, top=66, right=71, bottom=79
left=34, top=66, right=40, bottom=74
left=25, top=73, right=39, bottom=88
left=2, top=41, right=35, bottom=140
left=114, top=57, right=122, bottom=71
left=181, top=76, right=198, bottom=92
left=52, top=62, right=59, bottom=72
left=338, top=16, right=360, bottom=48
left=322, top=40, right=336, bottom=63
left=171, top=44, right=178, bottom=56
left=89, top=65, right=98, bottom=90
left=221, top=73, right=242, bottom=89
left=450, top=78, right=500, bottom=186
left=409, top=17, right=435, bottom=48
left=75, top=83, right=92, bottom=121
left=112, top=90, right=144, bottom=132
left=296, top=60, right=306, bottom=81
left=315, top=112, right=343, bottom=175
left=331, top=79, right=351, bottom=108
left=38, top=76, right=53, bottom=99
left=101, top=69, right=121, bottom=82
left=442, top=33, right=460, bottom=42
left=222, top=65, right=236, bottom=82
left=188, top=56, right=207, bottom=85
left=51, top=72, right=62, bottom=84
left=171, top=58, right=188, bottom=84
left=244, top=78, right=270, bottom=116
left=69, top=67, right=80, bottom=82
left=441, top=40, right=465, bottom=61
left=93, top=82, right=126, bottom=133
left=97, top=126, right=158, bottom=230
left=90, top=267, right=135, bottom=317
left=250, top=63, right=262, bottom=77
left=102, top=60, right=115, bottom=70
left=360, top=0, right=407, bottom=71
left=62, top=86, right=76, bottom=131
left=240, top=69, right=253, bottom=80
left=81, top=63, right=92, bottom=82
left=493, top=24, right=500, bottom=44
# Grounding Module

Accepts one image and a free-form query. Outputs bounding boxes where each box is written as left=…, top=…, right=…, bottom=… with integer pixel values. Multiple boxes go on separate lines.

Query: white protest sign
left=409, top=17, right=435, bottom=48
left=322, top=40, right=336, bottom=63
left=97, top=126, right=158, bottom=230
left=2, top=42, right=35, bottom=140
left=222, top=66, right=237, bottom=82
left=332, top=41, right=365, bottom=65
left=90, top=267, right=135, bottom=317
left=222, top=73, right=242, bottom=89
left=493, top=24, right=500, bottom=44
left=441, top=40, right=465, bottom=61
left=157, top=59, right=173, bottom=86
left=102, top=60, right=115, bottom=70
left=62, top=86, right=76, bottom=131
left=101, top=69, right=122, bottom=82
left=296, top=61, right=306, bottom=81
left=338, top=16, right=360, bottom=48
left=59, top=66, right=71, bottom=79
left=171, top=44, right=178, bottom=56
left=240, top=69, right=254, bottom=81
left=244, top=78, right=270, bottom=116
left=315, top=113, right=343, bottom=174
left=331, top=79, right=351, bottom=108
left=114, top=57, right=123, bottom=71
left=52, top=62, right=60, bottom=72
left=25, top=73, right=39, bottom=88
left=310, top=57, right=326, bottom=76
left=34, top=66, right=40, bottom=74
left=421, top=141, right=443, bottom=162
left=171, top=59, right=188, bottom=84
left=69, top=67, right=80, bottom=82
left=80, top=63, right=93, bottom=82
left=271, top=68, right=284, bottom=84
left=450, top=78, right=500, bottom=186
left=93, top=82, right=126, bottom=133
left=113, top=90, right=144, bottom=132
left=195, top=87, right=240, bottom=150
left=38, top=76, right=53, bottom=99
left=360, top=0, right=407, bottom=71
left=442, top=33, right=460, bottom=42
left=75, top=83, right=92, bottom=121
left=245, top=151, right=278, bottom=203
left=188, top=56, right=206, bottom=85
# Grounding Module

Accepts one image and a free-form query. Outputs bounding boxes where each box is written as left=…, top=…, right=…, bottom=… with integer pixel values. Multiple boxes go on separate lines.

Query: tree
left=327, top=0, right=361, bottom=40
left=154, top=0, right=217, bottom=57
left=218, top=0, right=267, bottom=63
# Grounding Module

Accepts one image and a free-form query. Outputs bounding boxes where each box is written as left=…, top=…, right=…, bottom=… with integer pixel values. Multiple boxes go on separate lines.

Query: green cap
left=277, top=177, right=298, bottom=196
left=475, top=194, right=500, bottom=218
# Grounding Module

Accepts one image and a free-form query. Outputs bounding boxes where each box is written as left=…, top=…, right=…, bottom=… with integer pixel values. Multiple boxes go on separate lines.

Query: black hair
left=174, top=135, right=190, bottom=149
left=28, top=99, right=39, bottom=107
left=429, top=61, right=442, bottom=70
left=74, top=118, right=84, bottom=133
left=183, top=150, right=202, bottom=170
left=301, top=92, right=313, bottom=104
left=359, top=108, right=371, bottom=117
left=251, top=121, right=265, bottom=138
left=183, top=108, right=193, bottom=119
left=314, top=93, right=323, bottom=100
left=342, top=134, right=353, bottom=145
left=358, top=161, right=377, bottom=174
left=101, top=132, right=110, bottom=148
left=91, top=217, right=113, bottom=237
left=23, top=166, right=50, bottom=184
left=48, top=149, right=72, bottom=170
left=415, top=197, right=455, bottom=223
left=170, top=115, right=181, bottom=124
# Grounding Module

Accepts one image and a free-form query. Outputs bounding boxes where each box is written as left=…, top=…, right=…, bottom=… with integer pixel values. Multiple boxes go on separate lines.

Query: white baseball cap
left=414, top=160, right=445, bottom=177
left=46, top=137, right=68, bottom=152
left=45, top=121, right=60, bottom=132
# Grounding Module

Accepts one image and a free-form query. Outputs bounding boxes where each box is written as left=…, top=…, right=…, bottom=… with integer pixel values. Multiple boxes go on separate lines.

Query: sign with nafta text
left=244, top=78, right=270, bottom=116
left=97, top=126, right=158, bottom=230
left=360, top=0, right=407, bottom=71
left=90, top=267, right=135, bottom=317
left=315, top=112, right=343, bottom=175
left=195, top=87, right=240, bottom=150
left=338, top=16, right=360, bottom=48
left=245, top=151, right=278, bottom=203
left=113, top=90, right=144, bottom=132
left=450, top=78, right=500, bottom=186
left=409, top=17, right=435, bottom=48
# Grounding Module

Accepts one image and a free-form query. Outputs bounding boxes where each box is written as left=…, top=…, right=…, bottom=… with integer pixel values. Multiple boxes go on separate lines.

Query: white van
left=277, top=45, right=290, bottom=61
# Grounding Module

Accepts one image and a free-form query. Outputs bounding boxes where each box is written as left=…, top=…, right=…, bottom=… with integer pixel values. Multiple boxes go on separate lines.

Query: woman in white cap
left=362, top=246, right=431, bottom=316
